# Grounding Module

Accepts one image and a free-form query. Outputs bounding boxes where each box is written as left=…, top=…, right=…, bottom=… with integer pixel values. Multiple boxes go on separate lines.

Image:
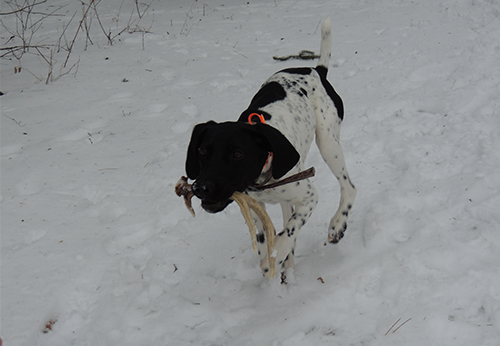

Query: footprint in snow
left=181, top=104, right=198, bottom=117
left=58, top=120, right=107, bottom=144
left=144, top=103, right=169, bottom=118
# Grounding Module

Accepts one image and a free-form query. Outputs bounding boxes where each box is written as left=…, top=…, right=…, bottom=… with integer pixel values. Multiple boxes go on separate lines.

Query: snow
left=1, top=0, right=500, bottom=345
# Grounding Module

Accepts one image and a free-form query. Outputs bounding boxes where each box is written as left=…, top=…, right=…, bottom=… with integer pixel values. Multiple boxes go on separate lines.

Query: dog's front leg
left=260, top=185, right=318, bottom=281
left=249, top=205, right=272, bottom=268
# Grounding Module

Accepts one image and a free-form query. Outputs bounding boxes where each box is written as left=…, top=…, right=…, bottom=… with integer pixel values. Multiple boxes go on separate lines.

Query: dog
left=184, top=18, right=356, bottom=281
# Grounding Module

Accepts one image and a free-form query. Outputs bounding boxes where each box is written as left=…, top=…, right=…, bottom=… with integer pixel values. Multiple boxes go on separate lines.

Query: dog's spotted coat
left=186, top=18, right=356, bottom=281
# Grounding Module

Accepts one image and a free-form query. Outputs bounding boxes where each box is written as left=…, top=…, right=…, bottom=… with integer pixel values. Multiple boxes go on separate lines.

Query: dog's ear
left=253, top=123, right=300, bottom=179
left=186, top=121, right=217, bottom=179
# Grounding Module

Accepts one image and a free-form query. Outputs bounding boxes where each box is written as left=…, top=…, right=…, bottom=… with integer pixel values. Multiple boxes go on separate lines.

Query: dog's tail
left=317, top=17, right=332, bottom=75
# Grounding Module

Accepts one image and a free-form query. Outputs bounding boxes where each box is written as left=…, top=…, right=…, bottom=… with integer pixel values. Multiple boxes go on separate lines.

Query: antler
left=230, top=192, right=276, bottom=278
left=175, top=176, right=195, bottom=217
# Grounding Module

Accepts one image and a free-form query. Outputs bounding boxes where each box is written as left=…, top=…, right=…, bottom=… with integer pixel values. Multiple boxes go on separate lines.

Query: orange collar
left=248, top=113, right=266, bottom=125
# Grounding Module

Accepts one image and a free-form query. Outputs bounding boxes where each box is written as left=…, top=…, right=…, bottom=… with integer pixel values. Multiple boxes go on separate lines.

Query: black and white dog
left=185, top=18, right=356, bottom=280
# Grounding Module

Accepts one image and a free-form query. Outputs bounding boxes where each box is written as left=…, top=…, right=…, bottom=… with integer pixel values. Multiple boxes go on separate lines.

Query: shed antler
left=175, top=176, right=195, bottom=217
left=230, top=192, right=276, bottom=278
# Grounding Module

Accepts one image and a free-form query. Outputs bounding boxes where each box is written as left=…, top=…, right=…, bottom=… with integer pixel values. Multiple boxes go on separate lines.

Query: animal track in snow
left=58, top=120, right=107, bottom=143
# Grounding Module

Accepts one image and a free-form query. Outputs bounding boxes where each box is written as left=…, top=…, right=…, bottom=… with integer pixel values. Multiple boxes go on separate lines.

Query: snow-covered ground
left=1, top=0, right=500, bottom=345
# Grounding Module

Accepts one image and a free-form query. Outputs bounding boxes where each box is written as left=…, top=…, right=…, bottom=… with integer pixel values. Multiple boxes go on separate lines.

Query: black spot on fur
left=280, top=67, right=312, bottom=75
left=315, top=66, right=344, bottom=120
left=256, top=233, right=265, bottom=243
left=239, top=81, right=286, bottom=121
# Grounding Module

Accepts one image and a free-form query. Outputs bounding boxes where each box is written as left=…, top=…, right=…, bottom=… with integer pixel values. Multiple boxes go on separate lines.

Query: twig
left=385, top=318, right=412, bottom=335
left=3, top=115, right=26, bottom=127
left=392, top=318, right=412, bottom=333
left=52, top=57, right=80, bottom=83
left=385, top=318, right=401, bottom=335
left=56, top=11, right=78, bottom=53
left=92, top=1, right=112, bottom=44
left=0, top=0, right=46, bottom=16
left=179, top=0, right=197, bottom=36
left=0, top=44, right=52, bottom=58
left=63, top=0, right=96, bottom=68
left=135, top=0, right=153, bottom=19
left=273, top=50, right=320, bottom=61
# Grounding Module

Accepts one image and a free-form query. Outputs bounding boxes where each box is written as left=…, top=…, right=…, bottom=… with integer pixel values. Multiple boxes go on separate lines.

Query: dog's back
left=238, top=17, right=356, bottom=246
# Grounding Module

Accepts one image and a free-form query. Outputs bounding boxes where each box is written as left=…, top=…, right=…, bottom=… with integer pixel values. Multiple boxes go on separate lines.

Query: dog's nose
left=192, top=180, right=214, bottom=199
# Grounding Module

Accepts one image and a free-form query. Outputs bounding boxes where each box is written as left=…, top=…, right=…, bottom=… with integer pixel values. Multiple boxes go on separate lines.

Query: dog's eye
left=198, top=147, right=207, bottom=156
left=232, top=150, right=244, bottom=159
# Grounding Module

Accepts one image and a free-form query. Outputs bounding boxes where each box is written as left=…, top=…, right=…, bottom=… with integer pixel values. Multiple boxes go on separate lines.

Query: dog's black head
left=185, top=121, right=299, bottom=213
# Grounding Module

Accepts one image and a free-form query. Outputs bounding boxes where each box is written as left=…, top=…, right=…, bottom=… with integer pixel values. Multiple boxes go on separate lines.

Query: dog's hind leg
left=315, top=115, right=356, bottom=244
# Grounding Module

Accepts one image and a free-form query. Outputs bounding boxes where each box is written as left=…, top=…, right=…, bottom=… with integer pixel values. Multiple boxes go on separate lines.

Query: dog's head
left=185, top=121, right=299, bottom=213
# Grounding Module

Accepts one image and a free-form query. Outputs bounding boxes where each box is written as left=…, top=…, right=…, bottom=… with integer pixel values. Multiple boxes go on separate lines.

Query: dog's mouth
left=200, top=198, right=233, bottom=213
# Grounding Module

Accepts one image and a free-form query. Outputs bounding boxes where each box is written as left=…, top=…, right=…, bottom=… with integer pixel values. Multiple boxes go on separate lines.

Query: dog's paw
left=328, top=217, right=347, bottom=244
left=259, top=258, right=272, bottom=280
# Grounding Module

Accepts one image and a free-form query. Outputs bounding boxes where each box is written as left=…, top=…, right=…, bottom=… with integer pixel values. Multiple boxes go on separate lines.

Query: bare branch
left=0, top=0, right=46, bottom=16
left=63, top=0, right=96, bottom=68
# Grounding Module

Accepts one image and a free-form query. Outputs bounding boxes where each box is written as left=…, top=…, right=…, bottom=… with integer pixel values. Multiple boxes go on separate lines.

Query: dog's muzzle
left=192, top=181, right=233, bottom=213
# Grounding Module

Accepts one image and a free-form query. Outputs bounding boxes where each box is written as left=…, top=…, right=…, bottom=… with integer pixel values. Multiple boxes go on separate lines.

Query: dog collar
left=248, top=113, right=266, bottom=125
